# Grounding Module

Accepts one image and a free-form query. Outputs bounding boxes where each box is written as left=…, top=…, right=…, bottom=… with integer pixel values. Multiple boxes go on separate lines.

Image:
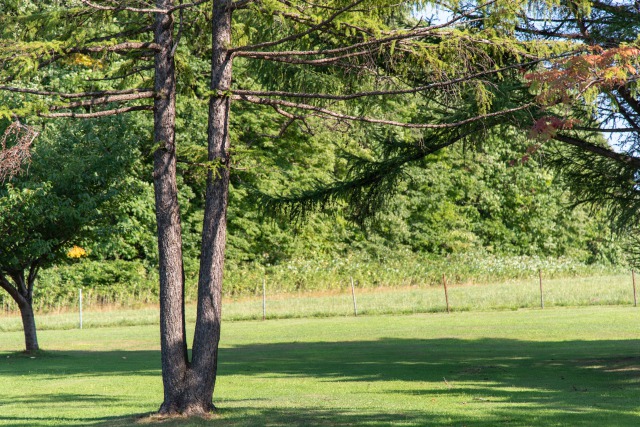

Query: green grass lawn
left=1, top=305, right=639, bottom=426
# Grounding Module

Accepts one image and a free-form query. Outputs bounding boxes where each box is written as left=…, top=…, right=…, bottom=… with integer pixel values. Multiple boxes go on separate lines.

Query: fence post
left=633, top=270, right=637, bottom=308
left=443, top=274, right=450, bottom=314
left=79, top=288, right=83, bottom=329
left=262, top=277, right=266, bottom=321
left=539, top=269, right=544, bottom=309
left=350, top=277, right=358, bottom=317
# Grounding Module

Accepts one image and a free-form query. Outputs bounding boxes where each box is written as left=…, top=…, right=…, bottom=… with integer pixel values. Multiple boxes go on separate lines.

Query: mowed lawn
left=1, top=307, right=639, bottom=426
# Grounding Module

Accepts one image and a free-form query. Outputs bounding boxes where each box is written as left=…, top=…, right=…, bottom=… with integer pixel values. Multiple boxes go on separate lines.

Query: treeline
left=0, top=0, right=630, bottom=313
left=0, top=115, right=625, bottom=312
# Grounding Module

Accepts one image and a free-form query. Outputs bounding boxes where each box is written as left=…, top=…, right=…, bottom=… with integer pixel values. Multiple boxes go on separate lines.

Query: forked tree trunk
left=153, top=0, right=233, bottom=415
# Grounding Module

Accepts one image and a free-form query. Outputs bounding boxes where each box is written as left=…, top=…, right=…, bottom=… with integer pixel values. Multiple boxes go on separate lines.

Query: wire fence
left=221, top=271, right=637, bottom=321
left=0, top=272, right=636, bottom=332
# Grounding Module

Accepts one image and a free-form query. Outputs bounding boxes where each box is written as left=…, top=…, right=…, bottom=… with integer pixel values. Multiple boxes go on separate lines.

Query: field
left=1, top=283, right=640, bottom=426
left=0, top=273, right=635, bottom=331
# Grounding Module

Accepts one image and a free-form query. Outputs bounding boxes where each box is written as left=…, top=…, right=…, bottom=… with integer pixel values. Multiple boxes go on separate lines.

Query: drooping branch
left=87, top=25, right=155, bottom=45
left=554, top=133, right=640, bottom=169
left=232, top=56, right=565, bottom=101
left=232, top=0, right=498, bottom=55
left=617, top=86, right=640, bottom=117
left=232, top=0, right=366, bottom=53
left=239, top=50, right=373, bottom=66
left=233, top=94, right=534, bottom=129
left=262, top=128, right=477, bottom=224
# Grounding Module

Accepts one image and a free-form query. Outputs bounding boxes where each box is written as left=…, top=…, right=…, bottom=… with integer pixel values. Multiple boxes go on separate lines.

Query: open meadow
left=0, top=273, right=635, bottom=331
left=1, top=280, right=640, bottom=426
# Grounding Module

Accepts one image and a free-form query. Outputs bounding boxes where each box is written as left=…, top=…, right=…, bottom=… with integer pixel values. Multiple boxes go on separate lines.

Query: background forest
left=0, top=0, right=632, bottom=314
left=0, top=110, right=625, bottom=312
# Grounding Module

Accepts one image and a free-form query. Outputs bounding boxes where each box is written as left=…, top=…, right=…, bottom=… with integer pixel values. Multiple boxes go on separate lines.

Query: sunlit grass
left=1, top=307, right=639, bottom=426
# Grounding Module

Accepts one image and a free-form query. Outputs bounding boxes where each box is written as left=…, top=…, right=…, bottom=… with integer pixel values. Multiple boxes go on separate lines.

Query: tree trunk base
left=158, top=399, right=215, bottom=417
left=19, top=301, right=39, bottom=353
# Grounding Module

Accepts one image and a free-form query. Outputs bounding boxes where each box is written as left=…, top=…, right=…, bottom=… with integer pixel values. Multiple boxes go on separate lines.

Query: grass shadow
left=0, top=337, right=639, bottom=425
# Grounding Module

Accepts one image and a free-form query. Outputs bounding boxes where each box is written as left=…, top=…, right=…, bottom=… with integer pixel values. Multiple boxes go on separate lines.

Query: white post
left=79, top=288, right=83, bottom=329
left=350, top=277, right=358, bottom=317
left=539, top=269, right=544, bottom=309
left=262, top=277, right=266, bottom=321
left=633, top=269, right=637, bottom=307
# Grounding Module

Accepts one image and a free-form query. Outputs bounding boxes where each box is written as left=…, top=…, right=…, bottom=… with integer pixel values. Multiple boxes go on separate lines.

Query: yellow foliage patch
left=66, top=54, right=103, bottom=69
left=67, top=245, right=87, bottom=259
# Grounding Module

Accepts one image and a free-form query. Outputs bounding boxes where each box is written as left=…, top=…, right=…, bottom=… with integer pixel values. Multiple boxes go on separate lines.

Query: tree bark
left=18, top=298, right=39, bottom=354
left=152, top=0, right=190, bottom=415
left=152, top=0, right=233, bottom=415
left=189, top=0, right=233, bottom=411
left=0, top=271, right=39, bottom=353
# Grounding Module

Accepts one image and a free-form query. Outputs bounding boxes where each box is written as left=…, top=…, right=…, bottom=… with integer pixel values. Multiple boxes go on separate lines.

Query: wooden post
left=79, top=288, right=83, bottom=329
left=262, top=277, right=266, bottom=321
left=633, top=270, right=637, bottom=308
left=443, top=274, right=450, bottom=314
left=539, top=269, right=544, bottom=309
left=350, top=277, right=358, bottom=317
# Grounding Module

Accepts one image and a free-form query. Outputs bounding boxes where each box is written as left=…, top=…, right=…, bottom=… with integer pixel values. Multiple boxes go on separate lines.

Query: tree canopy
left=0, top=115, right=140, bottom=352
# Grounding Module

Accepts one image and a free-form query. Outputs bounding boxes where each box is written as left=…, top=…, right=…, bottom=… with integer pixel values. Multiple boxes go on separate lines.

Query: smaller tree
left=0, top=117, right=137, bottom=353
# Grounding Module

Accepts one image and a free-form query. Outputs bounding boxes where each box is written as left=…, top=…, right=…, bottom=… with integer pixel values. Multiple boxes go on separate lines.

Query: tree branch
left=233, top=94, right=533, bottom=129
left=574, top=127, right=639, bottom=133
left=80, top=0, right=166, bottom=14
left=232, top=0, right=498, bottom=55
left=0, top=272, right=23, bottom=305
left=233, top=57, right=556, bottom=101
left=49, top=91, right=155, bottom=111
left=239, top=49, right=372, bottom=65
left=232, top=0, right=366, bottom=53
left=27, top=262, right=40, bottom=298
left=0, top=86, right=153, bottom=99
left=80, top=0, right=218, bottom=14
left=71, top=41, right=161, bottom=53
left=40, top=105, right=153, bottom=118
left=554, top=133, right=640, bottom=169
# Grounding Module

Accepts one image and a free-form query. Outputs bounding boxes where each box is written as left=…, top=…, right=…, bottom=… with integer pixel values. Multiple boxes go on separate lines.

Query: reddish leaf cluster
left=525, top=46, right=640, bottom=106
left=529, top=116, right=578, bottom=140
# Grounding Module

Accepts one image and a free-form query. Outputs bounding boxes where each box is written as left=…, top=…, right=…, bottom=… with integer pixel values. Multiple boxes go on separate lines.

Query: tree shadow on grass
left=216, top=337, right=640, bottom=425
left=0, top=337, right=639, bottom=425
